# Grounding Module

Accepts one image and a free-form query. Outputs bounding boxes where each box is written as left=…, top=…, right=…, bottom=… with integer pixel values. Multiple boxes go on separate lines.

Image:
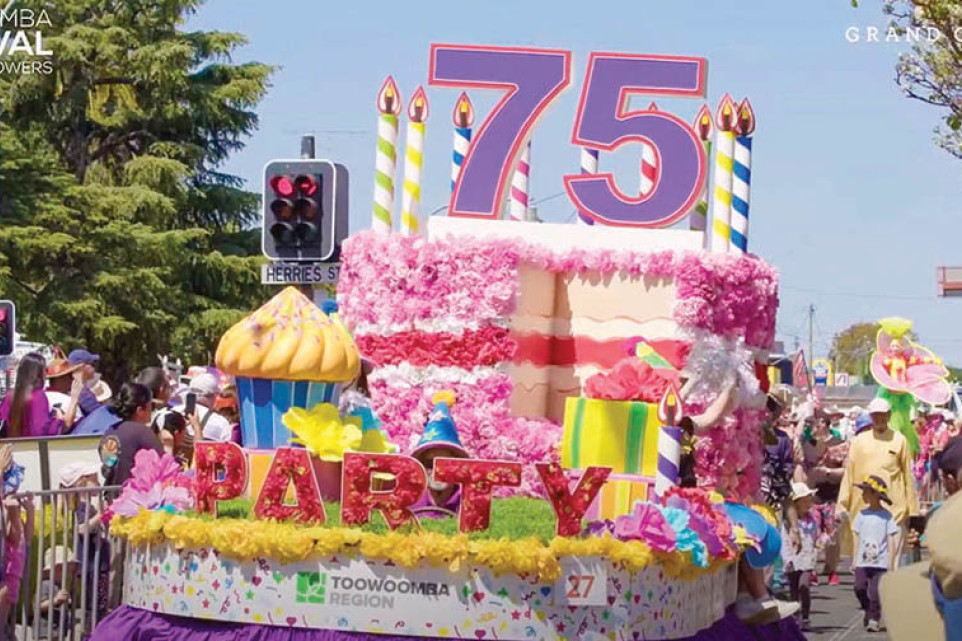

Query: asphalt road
left=801, top=568, right=889, bottom=641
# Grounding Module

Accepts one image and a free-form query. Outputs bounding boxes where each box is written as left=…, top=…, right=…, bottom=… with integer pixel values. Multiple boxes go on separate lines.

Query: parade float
left=93, top=44, right=803, bottom=640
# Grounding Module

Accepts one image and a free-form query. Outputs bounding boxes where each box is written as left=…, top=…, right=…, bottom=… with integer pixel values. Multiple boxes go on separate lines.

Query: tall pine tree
left=0, top=0, right=273, bottom=383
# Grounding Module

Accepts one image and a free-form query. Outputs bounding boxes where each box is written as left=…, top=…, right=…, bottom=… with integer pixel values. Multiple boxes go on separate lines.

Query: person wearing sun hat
left=881, top=490, right=962, bottom=640
left=838, top=397, right=919, bottom=568
left=410, top=390, right=469, bottom=518
left=851, top=474, right=900, bottom=632
left=43, top=359, right=85, bottom=430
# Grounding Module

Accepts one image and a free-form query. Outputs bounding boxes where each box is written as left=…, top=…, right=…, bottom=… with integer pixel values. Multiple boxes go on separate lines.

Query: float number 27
left=566, top=574, right=595, bottom=599
left=429, top=44, right=707, bottom=228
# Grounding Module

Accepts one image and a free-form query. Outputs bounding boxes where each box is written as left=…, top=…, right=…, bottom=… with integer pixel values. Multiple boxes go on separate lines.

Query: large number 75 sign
left=429, top=44, right=707, bottom=228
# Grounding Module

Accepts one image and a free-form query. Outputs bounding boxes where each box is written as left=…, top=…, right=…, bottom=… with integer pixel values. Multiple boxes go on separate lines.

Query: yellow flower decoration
left=110, top=512, right=736, bottom=584
left=284, top=404, right=362, bottom=461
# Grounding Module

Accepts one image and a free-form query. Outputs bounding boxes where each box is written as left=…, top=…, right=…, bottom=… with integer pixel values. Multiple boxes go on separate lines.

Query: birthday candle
left=639, top=103, right=659, bottom=198
left=689, top=104, right=713, bottom=235
left=401, top=87, right=429, bottom=236
left=655, top=385, right=685, bottom=497
left=731, top=99, right=755, bottom=255
left=373, top=76, right=401, bottom=234
left=508, top=141, right=531, bottom=221
left=451, top=92, right=473, bottom=193
left=576, top=148, right=598, bottom=225
left=710, top=95, right=736, bottom=253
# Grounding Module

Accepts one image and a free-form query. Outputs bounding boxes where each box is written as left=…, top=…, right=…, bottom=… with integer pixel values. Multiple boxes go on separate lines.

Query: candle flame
left=407, top=86, right=429, bottom=123
left=658, top=383, right=685, bottom=424
left=716, top=94, right=735, bottom=132
left=736, top=98, right=756, bottom=136
left=453, top=92, right=475, bottom=128
left=648, top=101, right=659, bottom=111
left=377, top=76, right=402, bottom=116
left=695, top=104, right=713, bottom=142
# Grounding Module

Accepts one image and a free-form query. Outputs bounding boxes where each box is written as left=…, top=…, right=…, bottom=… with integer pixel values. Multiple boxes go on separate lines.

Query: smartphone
left=908, top=515, right=926, bottom=535
left=184, top=392, right=197, bottom=416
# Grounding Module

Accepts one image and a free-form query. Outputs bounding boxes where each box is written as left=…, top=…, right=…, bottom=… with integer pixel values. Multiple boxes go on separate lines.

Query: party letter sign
left=253, top=447, right=326, bottom=524
left=536, top=463, right=611, bottom=537
left=564, top=53, right=707, bottom=227
left=341, top=453, right=427, bottom=530
left=194, top=442, right=248, bottom=516
left=433, top=457, right=522, bottom=532
left=430, top=44, right=572, bottom=219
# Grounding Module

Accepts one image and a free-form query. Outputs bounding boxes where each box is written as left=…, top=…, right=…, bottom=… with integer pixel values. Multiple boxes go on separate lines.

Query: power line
left=781, top=284, right=935, bottom=302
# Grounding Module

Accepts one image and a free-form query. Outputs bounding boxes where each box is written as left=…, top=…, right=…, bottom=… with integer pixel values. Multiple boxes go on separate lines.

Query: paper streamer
left=508, top=141, right=531, bottom=221
left=655, top=426, right=682, bottom=497
left=373, top=77, right=401, bottom=234
left=401, top=87, right=428, bottom=236
left=577, top=148, right=599, bottom=225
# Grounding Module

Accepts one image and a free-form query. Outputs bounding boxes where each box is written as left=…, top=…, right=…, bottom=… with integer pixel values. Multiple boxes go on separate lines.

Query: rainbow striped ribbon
left=711, top=130, right=735, bottom=253
left=451, top=127, right=471, bottom=192
left=577, top=148, right=598, bottom=225
left=509, top=141, right=531, bottom=221
left=400, top=120, right=424, bottom=236
left=731, top=135, right=752, bottom=254
left=373, top=113, right=398, bottom=234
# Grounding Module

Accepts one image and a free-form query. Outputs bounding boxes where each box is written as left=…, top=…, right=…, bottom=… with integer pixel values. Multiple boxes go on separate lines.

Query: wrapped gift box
left=569, top=469, right=654, bottom=520
left=561, top=397, right=663, bottom=475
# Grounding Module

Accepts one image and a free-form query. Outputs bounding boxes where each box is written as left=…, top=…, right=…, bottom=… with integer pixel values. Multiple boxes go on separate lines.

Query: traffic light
left=0, top=301, right=15, bottom=357
left=262, top=160, right=349, bottom=262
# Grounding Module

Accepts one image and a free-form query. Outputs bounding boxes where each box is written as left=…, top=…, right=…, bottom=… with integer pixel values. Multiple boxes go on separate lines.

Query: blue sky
left=191, top=0, right=962, bottom=366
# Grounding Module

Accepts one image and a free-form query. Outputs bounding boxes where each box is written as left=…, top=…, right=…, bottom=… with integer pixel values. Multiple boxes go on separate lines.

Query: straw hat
left=881, top=492, right=962, bottom=641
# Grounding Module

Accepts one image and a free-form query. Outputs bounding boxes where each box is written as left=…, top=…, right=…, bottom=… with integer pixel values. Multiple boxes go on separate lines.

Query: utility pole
left=808, top=304, right=816, bottom=372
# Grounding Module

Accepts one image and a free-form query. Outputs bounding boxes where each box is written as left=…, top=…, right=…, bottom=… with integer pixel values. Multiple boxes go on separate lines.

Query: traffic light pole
left=301, top=135, right=315, bottom=160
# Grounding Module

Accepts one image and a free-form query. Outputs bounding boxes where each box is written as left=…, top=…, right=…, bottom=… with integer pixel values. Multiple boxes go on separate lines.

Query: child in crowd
left=852, top=475, right=900, bottom=633
left=782, top=482, right=818, bottom=630
left=0, top=444, right=32, bottom=625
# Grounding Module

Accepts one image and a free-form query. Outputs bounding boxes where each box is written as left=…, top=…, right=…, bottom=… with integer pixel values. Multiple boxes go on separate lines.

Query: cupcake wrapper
left=236, top=377, right=342, bottom=449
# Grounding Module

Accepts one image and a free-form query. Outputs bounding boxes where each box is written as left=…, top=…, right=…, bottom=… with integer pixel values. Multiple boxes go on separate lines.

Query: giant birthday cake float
left=93, top=43, right=804, bottom=641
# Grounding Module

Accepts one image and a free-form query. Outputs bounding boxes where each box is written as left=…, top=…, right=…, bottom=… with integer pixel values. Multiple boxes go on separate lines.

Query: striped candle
left=373, top=76, right=401, bottom=234
left=689, top=104, right=713, bottom=234
left=655, top=426, right=682, bottom=497
left=577, top=148, right=598, bottom=225
left=451, top=92, right=474, bottom=192
left=731, top=99, right=755, bottom=254
left=710, top=95, right=736, bottom=253
left=509, top=141, right=531, bottom=221
left=639, top=103, right=659, bottom=198
left=640, top=142, right=657, bottom=197
left=401, top=87, right=428, bottom=236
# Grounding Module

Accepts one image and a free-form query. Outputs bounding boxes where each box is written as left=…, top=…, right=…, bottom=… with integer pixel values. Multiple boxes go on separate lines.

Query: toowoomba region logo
left=0, top=7, right=53, bottom=75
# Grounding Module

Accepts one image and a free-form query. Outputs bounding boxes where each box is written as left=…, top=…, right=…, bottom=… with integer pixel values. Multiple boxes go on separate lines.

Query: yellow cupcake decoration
left=215, top=287, right=360, bottom=382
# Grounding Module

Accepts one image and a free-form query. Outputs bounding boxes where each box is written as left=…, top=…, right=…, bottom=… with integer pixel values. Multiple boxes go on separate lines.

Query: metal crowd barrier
left=0, top=486, right=122, bottom=641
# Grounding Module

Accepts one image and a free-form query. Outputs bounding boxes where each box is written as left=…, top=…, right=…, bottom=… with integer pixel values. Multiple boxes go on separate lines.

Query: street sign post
left=260, top=262, right=341, bottom=286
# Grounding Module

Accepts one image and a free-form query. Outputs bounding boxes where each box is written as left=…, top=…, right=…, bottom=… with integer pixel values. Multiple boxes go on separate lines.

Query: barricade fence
left=0, top=486, right=122, bottom=641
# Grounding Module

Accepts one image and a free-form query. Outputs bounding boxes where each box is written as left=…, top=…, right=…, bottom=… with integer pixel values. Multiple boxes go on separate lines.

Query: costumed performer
left=410, top=391, right=467, bottom=518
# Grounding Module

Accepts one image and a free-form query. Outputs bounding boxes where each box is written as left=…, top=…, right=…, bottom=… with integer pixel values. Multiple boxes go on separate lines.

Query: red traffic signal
left=0, top=301, right=14, bottom=357
left=293, top=175, right=317, bottom=197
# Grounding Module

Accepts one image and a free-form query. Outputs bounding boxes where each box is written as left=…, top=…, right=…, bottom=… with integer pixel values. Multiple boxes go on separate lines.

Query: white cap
left=942, top=410, right=957, bottom=421
left=189, top=372, right=219, bottom=396
left=58, top=461, right=100, bottom=488
left=867, top=398, right=891, bottom=414
left=791, top=481, right=816, bottom=501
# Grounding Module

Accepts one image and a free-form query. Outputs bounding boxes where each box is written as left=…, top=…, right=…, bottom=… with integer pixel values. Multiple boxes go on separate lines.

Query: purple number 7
left=430, top=44, right=571, bottom=219
left=564, top=53, right=707, bottom=227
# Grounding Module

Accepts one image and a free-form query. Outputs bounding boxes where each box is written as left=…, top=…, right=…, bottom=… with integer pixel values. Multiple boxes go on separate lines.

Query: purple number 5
left=430, top=44, right=571, bottom=219
left=564, top=53, right=707, bottom=227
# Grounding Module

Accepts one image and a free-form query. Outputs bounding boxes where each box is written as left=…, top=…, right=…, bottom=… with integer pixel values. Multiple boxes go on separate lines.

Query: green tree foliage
left=830, top=322, right=880, bottom=380
left=0, top=0, right=274, bottom=383
left=853, top=1, right=962, bottom=160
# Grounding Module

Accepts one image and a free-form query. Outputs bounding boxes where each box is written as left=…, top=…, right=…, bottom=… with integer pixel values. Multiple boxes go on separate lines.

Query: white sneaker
left=768, top=598, right=801, bottom=621
left=735, top=596, right=779, bottom=625
left=866, top=619, right=880, bottom=632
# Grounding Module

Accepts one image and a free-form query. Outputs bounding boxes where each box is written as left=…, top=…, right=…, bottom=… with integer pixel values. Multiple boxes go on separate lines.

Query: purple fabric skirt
left=92, top=605, right=806, bottom=640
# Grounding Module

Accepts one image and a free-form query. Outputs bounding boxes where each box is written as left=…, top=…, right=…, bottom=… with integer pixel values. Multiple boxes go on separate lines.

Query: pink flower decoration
left=613, top=501, right=677, bottom=553
left=109, top=450, right=194, bottom=517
